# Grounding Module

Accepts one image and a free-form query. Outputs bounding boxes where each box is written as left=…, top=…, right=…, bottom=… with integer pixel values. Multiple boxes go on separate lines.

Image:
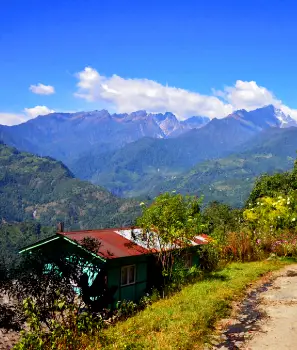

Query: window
left=183, top=253, right=193, bottom=269
left=121, top=265, right=136, bottom=286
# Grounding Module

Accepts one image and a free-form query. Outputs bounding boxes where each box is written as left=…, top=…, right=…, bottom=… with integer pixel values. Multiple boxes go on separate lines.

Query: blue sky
left=1, top=0, right=297, bottom=124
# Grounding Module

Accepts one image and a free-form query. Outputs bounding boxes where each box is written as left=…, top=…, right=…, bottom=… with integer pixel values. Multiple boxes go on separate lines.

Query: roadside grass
left=91, top=260, right=288, bottom=350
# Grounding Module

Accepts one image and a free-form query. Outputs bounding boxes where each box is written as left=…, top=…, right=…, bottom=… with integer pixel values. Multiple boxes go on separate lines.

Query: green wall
left=107, top=255, right=149, bottom=304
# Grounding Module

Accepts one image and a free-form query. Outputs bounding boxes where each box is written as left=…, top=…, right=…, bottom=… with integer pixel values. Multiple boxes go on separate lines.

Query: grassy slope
left=92, top=261, right=286, bottom=350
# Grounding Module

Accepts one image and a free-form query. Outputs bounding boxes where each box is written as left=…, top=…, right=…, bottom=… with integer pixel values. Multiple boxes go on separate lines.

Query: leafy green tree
left=246, top=172, right=292, bottom=207
left=247, top=154, right=297, bottom=207
left=137, top=192, right=204, bottom=282
left=202, top=201, right=243, bottom=236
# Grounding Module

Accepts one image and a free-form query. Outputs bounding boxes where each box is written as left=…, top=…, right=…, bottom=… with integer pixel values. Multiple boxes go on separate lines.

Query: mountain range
left=68, top=105, right=297, bottom=198
left=1, top=104, right=297, bottom=215
left=0, top=110, right=210, bottom=163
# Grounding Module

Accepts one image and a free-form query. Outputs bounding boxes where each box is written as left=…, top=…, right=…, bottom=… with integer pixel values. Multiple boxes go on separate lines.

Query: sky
left=1, top=0, right=297, bottom=125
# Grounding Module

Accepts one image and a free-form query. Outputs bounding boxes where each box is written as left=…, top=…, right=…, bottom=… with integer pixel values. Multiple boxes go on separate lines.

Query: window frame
left=121, top=264, right=136, bottom=286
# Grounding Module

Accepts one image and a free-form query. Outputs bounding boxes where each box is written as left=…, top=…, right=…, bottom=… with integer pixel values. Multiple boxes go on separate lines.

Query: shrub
left=14, top=298, right=104, bottom=350
left=198, top=243, right=221, bottom=271
left=115, top=300, right=138, bottom=320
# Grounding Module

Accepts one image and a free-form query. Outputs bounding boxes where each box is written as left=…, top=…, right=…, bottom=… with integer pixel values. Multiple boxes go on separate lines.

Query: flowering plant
left=244, top=192, right=297, bottom=233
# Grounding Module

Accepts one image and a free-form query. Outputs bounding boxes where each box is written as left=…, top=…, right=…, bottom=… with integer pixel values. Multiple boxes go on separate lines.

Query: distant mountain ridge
left=0, top=104, right=296, bottom=202
left=226, top=105, right=297, bottom=130
left=0, top=110, right=210, bottom=163
left=69, top=105, right=297, bottom=198
left=0, top=104, right=295, bottom=165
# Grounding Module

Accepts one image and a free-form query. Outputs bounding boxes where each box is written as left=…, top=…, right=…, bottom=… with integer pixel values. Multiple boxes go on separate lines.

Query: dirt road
left=245, top=264, right=297, bottom=350
left=207, top=264, right=297, bottom=350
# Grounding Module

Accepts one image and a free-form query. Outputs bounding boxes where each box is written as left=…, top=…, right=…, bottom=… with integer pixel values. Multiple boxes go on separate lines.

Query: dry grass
left=90, top=260, right=287, bottom=350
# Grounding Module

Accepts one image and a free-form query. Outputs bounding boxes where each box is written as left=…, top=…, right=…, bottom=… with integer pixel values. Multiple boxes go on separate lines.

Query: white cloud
left=74, top=67, right=297, bottom=120
left=216, top=80, right=297, bottom=120
left=23, top=106, right=55, bottom=118
left=74, top=67, right=233, bottom=119
left=2, top=71, right=297, bottom=126
left=214, top=80, right=280, bottom=111
left=0, top=113, right=27, bottom=126
left=29, top=83, right=55, bottom=95
left=0, top=106, right=55, bottom=126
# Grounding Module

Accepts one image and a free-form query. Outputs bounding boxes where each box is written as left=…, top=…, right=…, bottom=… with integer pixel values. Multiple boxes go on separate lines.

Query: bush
left=14, top=298, right=104, bottom=350
left=115, top=300, right=138, bottom=320
left=198, top=243, right=221, bottom=271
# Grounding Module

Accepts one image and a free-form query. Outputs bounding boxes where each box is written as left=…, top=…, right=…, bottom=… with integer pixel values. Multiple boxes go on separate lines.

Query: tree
left=136, top=192, right=204, bottom=283
left=246, top=154, right=297, bottom=207
left=246, top=172, right=293, bottom=207
left=202, top=201, right=243, bottom=237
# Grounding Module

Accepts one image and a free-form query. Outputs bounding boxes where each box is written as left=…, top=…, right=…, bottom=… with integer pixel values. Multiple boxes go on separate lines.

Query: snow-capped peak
left=274, top=107, right=297, bottom=128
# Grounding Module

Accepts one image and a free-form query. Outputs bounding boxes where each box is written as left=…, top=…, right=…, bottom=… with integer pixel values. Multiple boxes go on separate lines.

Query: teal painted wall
left=192, top=250, right=200, bottom=266
left=107, top=255, right=149, bottom=304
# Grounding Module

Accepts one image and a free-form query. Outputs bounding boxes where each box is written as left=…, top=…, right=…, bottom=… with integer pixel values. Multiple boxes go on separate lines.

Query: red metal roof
left=60, top=228, right=150, bottom=259
left=192, top=236, right=209, bottom=245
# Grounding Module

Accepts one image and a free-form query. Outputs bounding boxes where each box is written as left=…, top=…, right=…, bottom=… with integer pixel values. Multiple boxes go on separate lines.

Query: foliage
left=244, top=193, right=297, bottom=233
left=222, top=230, right=263, bottom=262
left=115, top=300, right=138, bottom=320
left=202, top=201, right=243, bottom=239
left=168, top=261, right=203, bottom=293
left=14, top=297, right=104, bottom=350
left=137, top=192, right=204, bottom=282
left=246, top=155, right=297, bottom=207
left=198, top=243, right=221, bottom=271
left=247, top=172, right=293, bottom=207
left=241, top=159, right=297, bottom=259
left=0, top=237, right=112, bottom=333
left=0, top=222, right=55, bottom=267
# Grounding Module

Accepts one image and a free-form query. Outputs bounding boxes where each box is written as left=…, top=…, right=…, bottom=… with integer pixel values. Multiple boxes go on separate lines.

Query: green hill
left=151, top=127, right=297, bottom=207
left=70, top=115, right=259, bottom=197
left=0, top=142, right=140, bottom=229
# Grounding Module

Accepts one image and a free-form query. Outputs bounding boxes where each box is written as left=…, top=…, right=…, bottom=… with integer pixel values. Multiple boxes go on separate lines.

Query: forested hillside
left=69, top=126, right=297, bottom=205
left=0, top=142, right=140, bottom=229
left=69, top=115, right=265, bottom=197
left=151, top=127, right=297, bottom=207
left=0, top=222, right=55, bottom=265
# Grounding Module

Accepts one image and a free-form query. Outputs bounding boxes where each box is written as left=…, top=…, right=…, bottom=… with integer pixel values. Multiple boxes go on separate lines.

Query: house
left=19, top=226, right=210, bottom=306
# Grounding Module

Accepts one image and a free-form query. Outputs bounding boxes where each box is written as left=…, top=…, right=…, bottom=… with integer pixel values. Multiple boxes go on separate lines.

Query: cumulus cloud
left=74, top=67, right=297, bottom=120
left=216, top=80, right=297, bottom=119
left=0, top=106, right=55, bottom=126
left=2, top=69, right=297, bottom=125
left=29, top=83, right=55, bottom=95
left=74, top=67, right=233, bottom=119
left=0, top=113, right=27, bottom=126
left=23, top=105, right=55, bottom=118
left=214, top=81, right=279, bottom=111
